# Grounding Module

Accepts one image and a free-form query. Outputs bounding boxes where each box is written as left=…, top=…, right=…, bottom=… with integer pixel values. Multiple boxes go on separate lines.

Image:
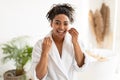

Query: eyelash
left=55, top=22, right=59, bottom=25
left=55, top=22, right=68, bottom=26
left=64, top=23, right=68, bottom=26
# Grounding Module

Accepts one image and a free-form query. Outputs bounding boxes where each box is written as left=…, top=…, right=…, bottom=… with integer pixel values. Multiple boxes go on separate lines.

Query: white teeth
left=57, top=30, right=64, bottom=33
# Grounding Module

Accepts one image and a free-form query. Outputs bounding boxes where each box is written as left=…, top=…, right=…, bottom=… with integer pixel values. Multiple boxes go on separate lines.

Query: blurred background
left=0, top=0, right=120, bottom=80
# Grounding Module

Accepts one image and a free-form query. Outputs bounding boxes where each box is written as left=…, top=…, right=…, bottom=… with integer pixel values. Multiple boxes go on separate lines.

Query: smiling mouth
left=57, top=30, right=66, bottom=34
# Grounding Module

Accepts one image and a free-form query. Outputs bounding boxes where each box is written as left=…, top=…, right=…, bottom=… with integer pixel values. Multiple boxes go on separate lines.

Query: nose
left=59, top=24, right=64, bottom=30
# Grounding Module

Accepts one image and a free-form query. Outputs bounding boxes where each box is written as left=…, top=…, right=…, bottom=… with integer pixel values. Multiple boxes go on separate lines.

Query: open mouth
left=57, top=30, right=66, bottom=34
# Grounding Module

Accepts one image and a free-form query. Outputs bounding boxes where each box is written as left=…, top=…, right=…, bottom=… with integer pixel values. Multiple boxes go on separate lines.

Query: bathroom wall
left=0, top=0, right=120, bottom=79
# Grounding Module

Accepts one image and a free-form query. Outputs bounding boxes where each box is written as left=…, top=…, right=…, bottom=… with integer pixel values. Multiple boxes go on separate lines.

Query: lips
left=57, top=30, right=64, bottom=33
left=57, top=30, right=65, bottom=34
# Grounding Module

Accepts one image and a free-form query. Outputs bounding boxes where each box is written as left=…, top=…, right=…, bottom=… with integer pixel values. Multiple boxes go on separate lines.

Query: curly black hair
left=46, top=3, right=75, bottom=24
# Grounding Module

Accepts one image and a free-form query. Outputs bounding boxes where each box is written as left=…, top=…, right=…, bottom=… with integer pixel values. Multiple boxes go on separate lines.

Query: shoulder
left=33, top=39, right=43, bottom=48
left=32, top=39, right=44, bottom=56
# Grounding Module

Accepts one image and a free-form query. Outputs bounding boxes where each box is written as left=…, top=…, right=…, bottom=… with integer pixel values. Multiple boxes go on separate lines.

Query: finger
left=69, top=29, right=77, bottom=36
left=46, top=37, right=52, bottom=45
left=46, top=37, right=50, bottom=44
left=43, top=37, right=47, bottom=43
left=71, top=28, right=79, bottom=34
left=44, top=37, right=49, bottom=44
left=48, top=37, right=52, bottom=44
left=68, top=28, right=73, bottom=34
left=68, top=30, right=73, bottom=36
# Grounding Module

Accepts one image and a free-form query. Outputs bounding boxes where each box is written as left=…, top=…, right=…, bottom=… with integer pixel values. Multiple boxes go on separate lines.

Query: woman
left=32, top=3, right=89, bottom=80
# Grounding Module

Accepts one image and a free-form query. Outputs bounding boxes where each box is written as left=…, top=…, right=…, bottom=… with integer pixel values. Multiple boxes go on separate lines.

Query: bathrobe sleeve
left=73, top=39, right=97, bottom=72
left=31, top=40, right=48, bottom=80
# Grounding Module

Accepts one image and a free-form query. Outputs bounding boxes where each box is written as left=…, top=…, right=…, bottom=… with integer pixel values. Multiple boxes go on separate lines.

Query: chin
left=59, top=34, right=66, bottom=39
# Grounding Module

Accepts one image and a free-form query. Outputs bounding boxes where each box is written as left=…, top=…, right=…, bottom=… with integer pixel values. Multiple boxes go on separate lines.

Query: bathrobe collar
left=46, top=30, right=73, bottom=79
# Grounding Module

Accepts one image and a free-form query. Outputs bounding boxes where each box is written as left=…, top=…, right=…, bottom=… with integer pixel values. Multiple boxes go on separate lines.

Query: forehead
left=53, top=14, right=70, bottom=22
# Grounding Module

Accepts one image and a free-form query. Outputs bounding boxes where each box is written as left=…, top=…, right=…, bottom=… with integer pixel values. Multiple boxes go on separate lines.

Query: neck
left=52, top=34, right=64, bottom=43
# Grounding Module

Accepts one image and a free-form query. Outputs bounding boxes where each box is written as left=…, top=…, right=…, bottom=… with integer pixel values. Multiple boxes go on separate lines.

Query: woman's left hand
left=68, top=28, right=79, bottom=44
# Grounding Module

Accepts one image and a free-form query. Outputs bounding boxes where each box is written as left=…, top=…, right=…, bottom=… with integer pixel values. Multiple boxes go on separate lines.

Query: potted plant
left=0, top=36, right=33, bottom=80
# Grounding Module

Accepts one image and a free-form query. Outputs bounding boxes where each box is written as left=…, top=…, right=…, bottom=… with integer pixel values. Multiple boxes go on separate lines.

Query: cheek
left=65, top=26, right=69, bottom=31
left=51, top=24, right=57, bottom=29
left=53, top=26, right=58, bottom=30
left=52, top=26, right=58, bottom=33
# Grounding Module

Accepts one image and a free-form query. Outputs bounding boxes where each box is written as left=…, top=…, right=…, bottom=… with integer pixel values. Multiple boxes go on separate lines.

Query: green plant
left=0, top=36, right=33, bottom=76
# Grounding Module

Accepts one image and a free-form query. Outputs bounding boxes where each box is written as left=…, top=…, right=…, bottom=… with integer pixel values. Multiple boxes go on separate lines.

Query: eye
left=55, top=22, right=59, bottom=25
left=64, top=22, right=68, bottom=26
left=55, top=21, right=60, bottom=25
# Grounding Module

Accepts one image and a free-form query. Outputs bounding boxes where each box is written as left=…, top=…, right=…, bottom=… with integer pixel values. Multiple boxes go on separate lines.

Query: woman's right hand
left=42, top=37, right=52, bottom=55
left=36, top=37, right=52, bottom=79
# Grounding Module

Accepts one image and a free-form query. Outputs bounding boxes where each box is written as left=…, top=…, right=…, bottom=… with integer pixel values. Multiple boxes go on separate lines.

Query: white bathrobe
left=31, top=31, right=90, bottom=80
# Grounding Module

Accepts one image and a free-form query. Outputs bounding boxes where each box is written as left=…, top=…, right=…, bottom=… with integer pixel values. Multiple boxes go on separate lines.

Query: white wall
left=114, top=0, right=120, bottom=55
left=0, top=0, right=120, bottom=79
left=115, top=0, right=120, bottom=74
left=0, top=0, right=89, bottom=44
